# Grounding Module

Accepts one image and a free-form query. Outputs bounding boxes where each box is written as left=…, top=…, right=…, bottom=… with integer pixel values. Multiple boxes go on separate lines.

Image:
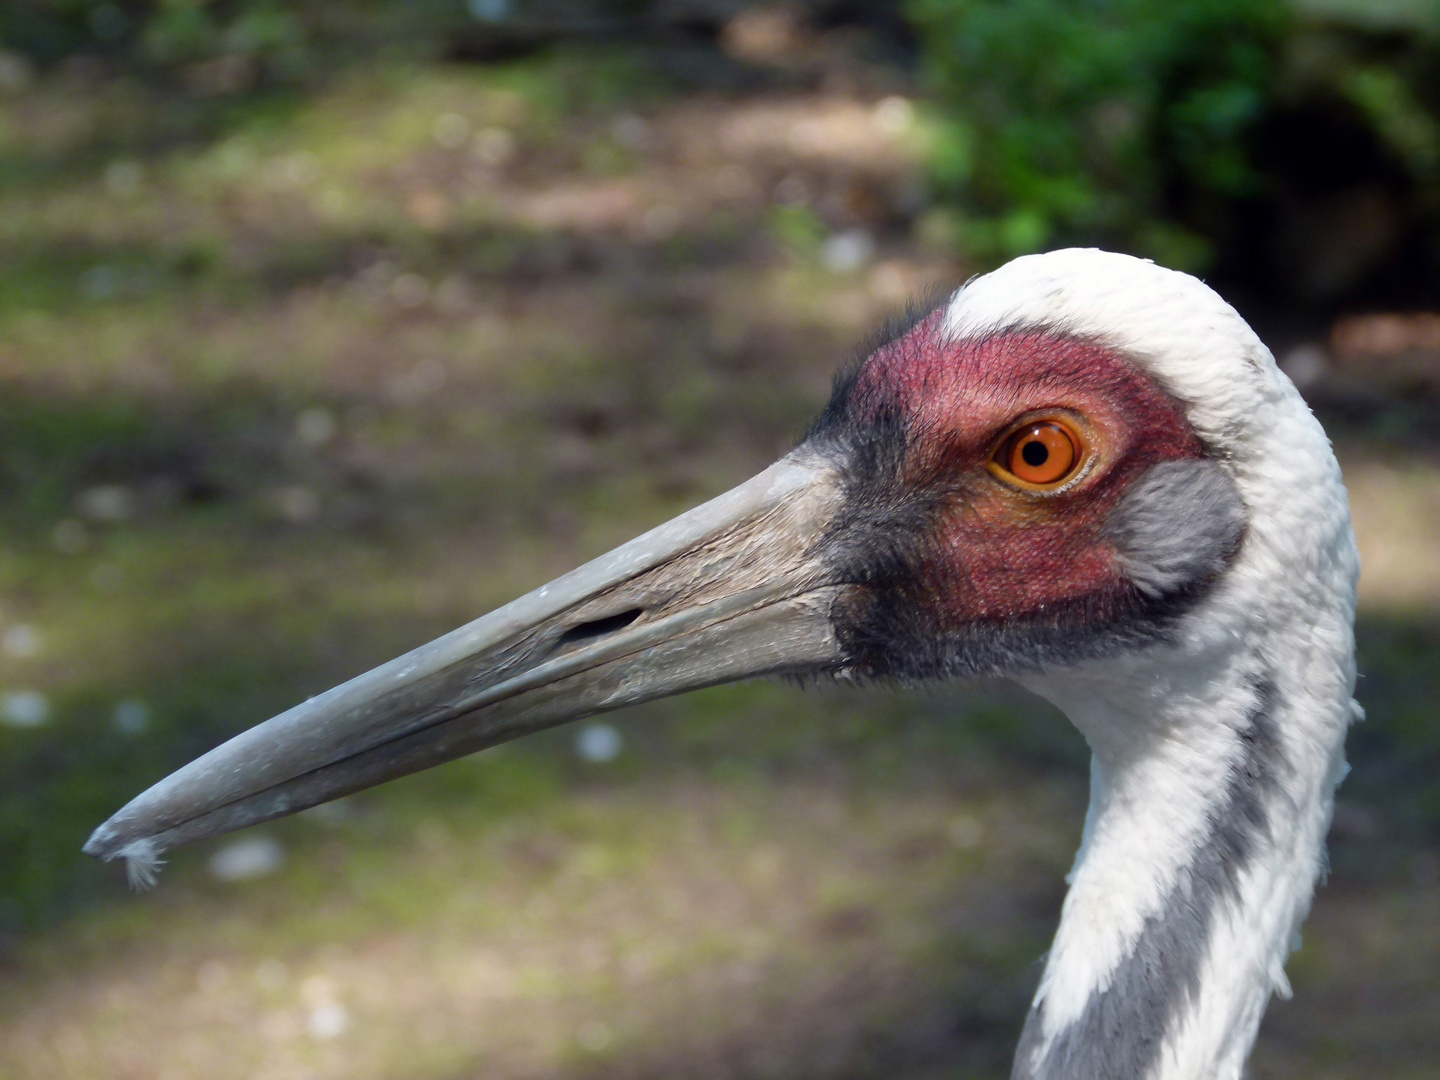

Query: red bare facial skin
left=846, top=313, right=1206, bottom=628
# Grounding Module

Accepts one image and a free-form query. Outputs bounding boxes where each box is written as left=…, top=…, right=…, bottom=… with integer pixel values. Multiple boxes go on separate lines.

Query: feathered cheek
left=919, top=522, right=1127, bottom=626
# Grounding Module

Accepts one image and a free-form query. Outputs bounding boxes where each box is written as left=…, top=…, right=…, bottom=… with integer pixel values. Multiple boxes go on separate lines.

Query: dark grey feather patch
left=1011, top=679, right=1284, bottom=1080
left=1107, top=460, right=1247, bottom=600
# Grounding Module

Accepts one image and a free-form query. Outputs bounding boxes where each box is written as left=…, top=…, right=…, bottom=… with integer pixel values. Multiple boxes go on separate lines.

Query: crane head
left=807, top=310, right=1244, bottom=682
left=84, top=250, right=1252, bottom=880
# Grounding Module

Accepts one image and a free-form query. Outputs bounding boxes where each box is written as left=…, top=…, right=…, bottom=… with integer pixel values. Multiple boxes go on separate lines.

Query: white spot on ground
left=949, top=815, right=983, bottom=850
left=2, top=624, right=40, bottom=658
left=873, top=96, right=914, bottom=135
left=104, top=159, right=143, bottom=196
left=308, top=1003, right=349, bottom=1040
left=1, top=690, right=49, bottom=728
left=0, top=50, right=35, bottom=93
left=52, top=519, right=87, bottom=554
left=302, top=974, right=349, bottom=1039
left=472, top=126, right=516, bottom=166
left=433, top=112, right=470, bottom=149
left=76, top=484, right=135, bottom=522
left=467, top=0, right=509, bottom=23
left=295, top=407, right=337, bottom=447
left=113, top=699, right=150, bottom=735
left=209, top=836, right=285, bottom=883
left=612, top=113, right=650, bottom=150
left=1280, top=343, right=1329, bottom=390
left=275, top=485, right=320, bottom=524
left=822, top=230, right=874, bottom=273
left=576, top=723, right=623, bottom=763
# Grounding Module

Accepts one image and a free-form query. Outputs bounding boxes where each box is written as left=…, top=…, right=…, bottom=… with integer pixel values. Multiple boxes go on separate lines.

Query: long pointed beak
left=84, top=456, right=846, bottom=874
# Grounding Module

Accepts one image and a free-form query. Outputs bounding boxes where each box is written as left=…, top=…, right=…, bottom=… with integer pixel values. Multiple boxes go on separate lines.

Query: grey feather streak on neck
left=1011, top=679, right=1284, bottom=1080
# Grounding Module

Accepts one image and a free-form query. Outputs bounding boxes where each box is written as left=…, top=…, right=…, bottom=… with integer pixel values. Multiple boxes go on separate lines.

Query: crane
left=84, top=248, right=1359, bottom=1080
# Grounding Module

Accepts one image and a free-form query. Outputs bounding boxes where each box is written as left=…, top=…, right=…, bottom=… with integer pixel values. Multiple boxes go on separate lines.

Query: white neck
left=1012, top=615, right=1356, bottom=1080
left=936, top=246, right=1362, bottom=1079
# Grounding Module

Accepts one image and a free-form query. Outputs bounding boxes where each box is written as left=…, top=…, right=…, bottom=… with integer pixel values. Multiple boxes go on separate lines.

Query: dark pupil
left=1021, top=439, right=1049, bottom=467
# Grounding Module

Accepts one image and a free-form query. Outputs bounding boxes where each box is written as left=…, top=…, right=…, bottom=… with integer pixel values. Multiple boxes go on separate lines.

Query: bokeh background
left=0, top=2, right=1437, bottom=1077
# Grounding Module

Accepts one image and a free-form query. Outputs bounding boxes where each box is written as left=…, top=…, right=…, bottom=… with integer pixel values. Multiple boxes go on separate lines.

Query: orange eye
left=997, top=421, right=1080, bottom=486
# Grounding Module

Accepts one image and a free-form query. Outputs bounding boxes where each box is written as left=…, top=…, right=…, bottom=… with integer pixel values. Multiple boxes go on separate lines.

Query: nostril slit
left=556, top=608, right=644, bottom=648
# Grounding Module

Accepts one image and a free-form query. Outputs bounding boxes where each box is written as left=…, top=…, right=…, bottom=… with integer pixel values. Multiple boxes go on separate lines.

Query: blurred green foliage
left=8, top=1, right=1440, bottom=287
left=0, top=0, right=533, bottom=93
left=908, top=0, right=1440, bottom=275
left=0, top=0, right=656, bottom=82
left=1, top=0, right=312, bottom=77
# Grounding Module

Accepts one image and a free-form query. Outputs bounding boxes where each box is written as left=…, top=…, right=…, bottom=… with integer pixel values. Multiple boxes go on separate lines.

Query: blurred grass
left=0, top=33, right=950, bottom=935
left=0, top=26, right=1435, bottom=1080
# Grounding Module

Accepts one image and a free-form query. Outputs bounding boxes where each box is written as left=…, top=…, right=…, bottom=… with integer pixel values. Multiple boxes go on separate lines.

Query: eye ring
left=989, top=416, right=1088, bottom=490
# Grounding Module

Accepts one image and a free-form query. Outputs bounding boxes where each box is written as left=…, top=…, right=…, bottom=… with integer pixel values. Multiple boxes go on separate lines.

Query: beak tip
left=84, top=822, right=168, bottom=889
left=82, top=823, right=117, bottom=861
